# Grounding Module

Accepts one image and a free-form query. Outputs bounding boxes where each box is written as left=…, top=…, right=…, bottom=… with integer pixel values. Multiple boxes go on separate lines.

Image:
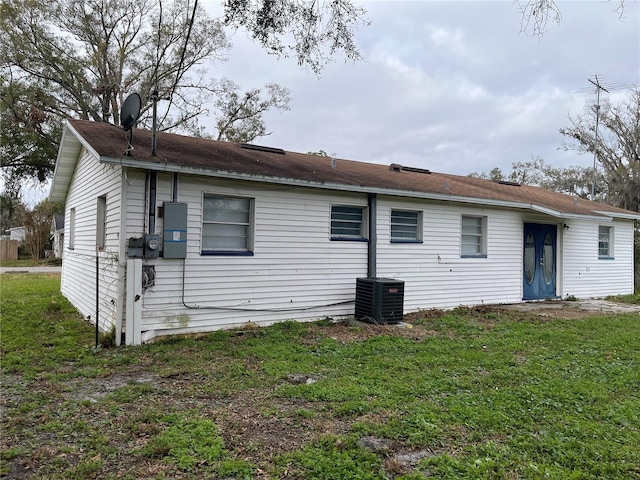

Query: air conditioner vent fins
left=355, top=277, right=404, bottom=324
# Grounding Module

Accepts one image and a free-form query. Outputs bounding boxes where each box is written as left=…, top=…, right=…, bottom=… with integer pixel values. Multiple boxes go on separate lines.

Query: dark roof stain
left=67, top=119, right=635, bottom=219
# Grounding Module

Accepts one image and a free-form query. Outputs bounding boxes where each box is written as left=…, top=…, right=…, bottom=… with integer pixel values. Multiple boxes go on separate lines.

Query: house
left=51, top=214, right=65, bottom=258
left=8, top=226, right=26, bottom=243
left=49, top=119, right=639, bottom=345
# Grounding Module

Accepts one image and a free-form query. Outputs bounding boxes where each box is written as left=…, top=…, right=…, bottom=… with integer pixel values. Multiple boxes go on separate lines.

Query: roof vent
left=389, top=164, right=431, bottom=175
left=495, top=180, right=521, bottom=187
left=240, top=143, right=285, bottom=155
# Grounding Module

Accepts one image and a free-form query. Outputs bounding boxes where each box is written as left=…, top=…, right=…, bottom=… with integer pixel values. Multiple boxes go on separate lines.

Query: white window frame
left=390, top=209, right=423, bottom=243
left=68, top=208, right=76, bottom=250
left=330, top=205, right=367, bottom=241
left=598, top=225, right=614, bottom=259
left=97, top=195, right=107, bottom=250
left=201, top=194, right=254, bottom=255
left=461, top=215, right=487, bottom=257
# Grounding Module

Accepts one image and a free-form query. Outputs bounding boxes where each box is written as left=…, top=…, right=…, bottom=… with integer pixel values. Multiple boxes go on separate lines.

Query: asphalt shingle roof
left=64, top=119, right=637, bottom=219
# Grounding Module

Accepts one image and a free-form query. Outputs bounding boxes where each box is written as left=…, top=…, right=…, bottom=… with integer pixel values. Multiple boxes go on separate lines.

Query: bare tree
left=469, top=157, right=599, bottom=199
left=22, top=200, right=60, bottom=260
left=516, top=0, right=627, bottom=36
left=560, top=89, right=640, bottom=212
left=222, top=0, right=369, bottom=75
left=213, top=80, right=291, bottom=142
left=1, top=0, right=229, bottom=129
left=0, top=0, right=294, bottom=192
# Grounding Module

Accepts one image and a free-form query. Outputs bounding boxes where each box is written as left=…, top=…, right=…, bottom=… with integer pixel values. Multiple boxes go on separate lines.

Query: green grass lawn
left=0, top=258, right=62, bottom=268
left=1, top=274, right=639, bottom=479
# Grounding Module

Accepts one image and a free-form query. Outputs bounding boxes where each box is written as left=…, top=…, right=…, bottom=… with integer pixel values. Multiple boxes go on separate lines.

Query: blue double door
left=523, top=223, right=557, bottom=300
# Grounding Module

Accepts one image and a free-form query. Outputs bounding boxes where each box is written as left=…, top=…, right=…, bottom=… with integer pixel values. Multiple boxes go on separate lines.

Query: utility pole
left=587, top=76, right=609, bottom=201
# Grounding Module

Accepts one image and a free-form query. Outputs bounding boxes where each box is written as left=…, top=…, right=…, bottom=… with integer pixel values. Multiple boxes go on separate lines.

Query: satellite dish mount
left=120, top=93, right=141, bottom=156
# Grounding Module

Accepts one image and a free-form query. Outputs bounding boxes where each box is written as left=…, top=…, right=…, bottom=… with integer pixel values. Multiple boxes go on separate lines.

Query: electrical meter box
left=163, top=202, right=187, bottom=259
left=144, top=234, right=161, bottom=258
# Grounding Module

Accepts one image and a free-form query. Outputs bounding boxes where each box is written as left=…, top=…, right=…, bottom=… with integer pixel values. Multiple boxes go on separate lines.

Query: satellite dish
left=120, top=93, right=141, bottom=131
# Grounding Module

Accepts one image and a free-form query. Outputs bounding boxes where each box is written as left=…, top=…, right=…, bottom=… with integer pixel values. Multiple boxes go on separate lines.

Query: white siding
left=562, top=218, right=635, bottom=297
left=138, top=176, right=368, bottom=334
left=124, top=169, right=148, bottom=238
left=129, top=174, right=636, bottom=340
left=60, top=150, right=123, bottom=332
left=60, top=158, right=636, bottom=342
left=377, top=198, right=524, bottom=309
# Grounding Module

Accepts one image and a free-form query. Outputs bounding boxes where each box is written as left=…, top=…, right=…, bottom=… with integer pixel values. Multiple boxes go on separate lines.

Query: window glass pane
left=461, top=216, right=484, bottom=255
left=543, top=233, right=554, bottom=284
left=461, top=238, right=481, bottom=255
left=69, top=208, right=76, bottom=249
left=331, top=206, right=364, bottom=237
left=391, top=210, right=419, bottom=240
left=204, top=208, right=249, bottom=223
left=202, top=195, right=251, bottom=252
left=97, top=196, right=106, bottom=248
left=204, top=197, right=249, bottom=223
left=462, top=216, right=482, bottom=235
left=202, top=223, right=248, bottom=250
left=598, top=226, right=610, bottom=256
left=524, top=232, right=536, bottom=285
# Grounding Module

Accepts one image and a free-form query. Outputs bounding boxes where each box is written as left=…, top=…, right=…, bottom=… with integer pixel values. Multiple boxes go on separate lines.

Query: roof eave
left=594, top=210, right=640, bottom=221
left=103, top=156, right=593, bottom=215
left=49, top=121, right=101, bottom=203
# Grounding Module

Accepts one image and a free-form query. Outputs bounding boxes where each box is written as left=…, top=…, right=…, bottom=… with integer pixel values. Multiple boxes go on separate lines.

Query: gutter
left=99, top=156, right=623, bottom=222
left=594, top=210, right=640, bottom=221
left=529, top=205, right=614, bottom=222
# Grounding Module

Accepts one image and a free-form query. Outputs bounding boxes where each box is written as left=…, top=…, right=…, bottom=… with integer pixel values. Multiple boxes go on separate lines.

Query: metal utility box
left=144, top=234, right=161, bottom=258
left=163, top=202, right=187, bottom=259
left=355, top=277, right=405, bottom=324
left=127, top=237, right=144, bottom=258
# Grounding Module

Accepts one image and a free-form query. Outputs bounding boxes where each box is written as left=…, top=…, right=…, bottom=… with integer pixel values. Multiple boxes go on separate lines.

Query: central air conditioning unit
left=355, top=277, right=405, bottom=324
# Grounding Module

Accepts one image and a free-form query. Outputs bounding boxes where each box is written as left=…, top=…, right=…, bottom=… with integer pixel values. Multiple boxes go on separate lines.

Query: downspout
left=368, top=193, right=377, bottom=278
left=172, top=172, right=178, bottom=202
left=148, top=171, right=157, bottom=234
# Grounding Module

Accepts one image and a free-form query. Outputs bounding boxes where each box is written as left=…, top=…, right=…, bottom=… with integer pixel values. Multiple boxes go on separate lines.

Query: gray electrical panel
left=163, top=202, right=187, bottom=258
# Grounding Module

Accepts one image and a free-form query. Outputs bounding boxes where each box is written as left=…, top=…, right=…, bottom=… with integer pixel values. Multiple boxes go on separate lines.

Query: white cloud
left=15, top=0, right=637, bottom=206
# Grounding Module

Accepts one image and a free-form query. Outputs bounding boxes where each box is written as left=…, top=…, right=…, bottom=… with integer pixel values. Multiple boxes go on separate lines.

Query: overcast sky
left=204, top=0, right=639, bottom=177
left=21, top=1, right=638, bottom=206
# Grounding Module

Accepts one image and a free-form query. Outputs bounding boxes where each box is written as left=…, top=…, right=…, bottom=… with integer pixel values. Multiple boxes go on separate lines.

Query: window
left=391, top=210, right=422, bottom=242
left=331, top=205, right=366, bottom=240
left=97, top=195, right=107, bottom=249
left=598, top=225, right=613, bottom=258
left=202, top=195, right=253, bottom=255
left=461, top=215, right=487, bottom=257
left=69, top=208, right=76, bottom=250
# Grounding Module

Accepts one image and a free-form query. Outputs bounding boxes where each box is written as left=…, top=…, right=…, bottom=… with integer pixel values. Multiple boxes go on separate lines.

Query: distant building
left=51, top=214, right=65, bottom=258
left=8, top=226, right=26, bottom=243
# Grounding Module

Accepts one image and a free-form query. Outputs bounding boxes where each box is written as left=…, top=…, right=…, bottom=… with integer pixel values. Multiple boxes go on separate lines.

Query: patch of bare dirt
left=303, top=319, right=442, bottom=344
left=65, top=372, right=159, bottom=403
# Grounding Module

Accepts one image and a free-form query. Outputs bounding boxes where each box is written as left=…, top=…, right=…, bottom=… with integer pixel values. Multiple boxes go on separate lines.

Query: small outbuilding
left=49, top=120, right=639, bottom=344
left=51, top=214, right=65, bottom=259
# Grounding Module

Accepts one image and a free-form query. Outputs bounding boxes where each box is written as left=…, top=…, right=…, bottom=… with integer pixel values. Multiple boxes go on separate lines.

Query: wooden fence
left=0, top=239, right=18, bottom=261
